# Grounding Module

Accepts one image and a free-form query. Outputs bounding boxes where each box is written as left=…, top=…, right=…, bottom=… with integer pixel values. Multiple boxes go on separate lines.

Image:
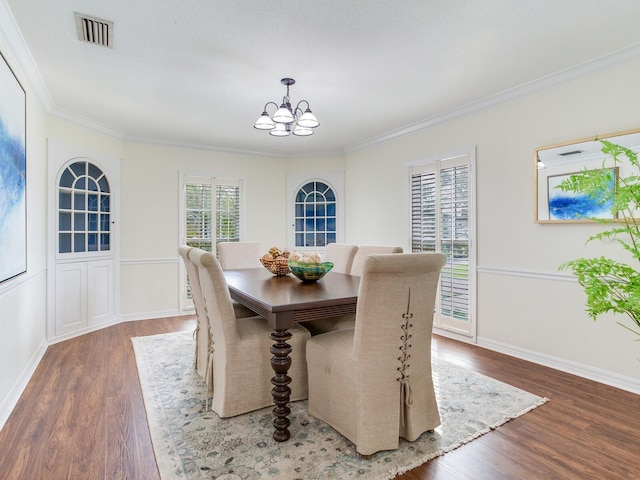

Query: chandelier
left=253, top=78, right=319, bottom=137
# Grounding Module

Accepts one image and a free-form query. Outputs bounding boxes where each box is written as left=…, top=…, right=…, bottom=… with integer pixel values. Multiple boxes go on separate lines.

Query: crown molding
left=0, top=7, right=332, bottom=162
left=50, top=107, right=126, bottom=139
left=122, top=133, right=289, bottom=158
left=347, top=42, right=640, bottom=154
left=0, top=0, right=52, bottom=111
left=4, top=0, right=640, bottom=159
left=51, top=107, right=341, bottom=159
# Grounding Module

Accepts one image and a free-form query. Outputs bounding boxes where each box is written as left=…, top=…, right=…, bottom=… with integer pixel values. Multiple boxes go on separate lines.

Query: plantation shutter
left=184, top=176, right=241, bottom=253
left=411, top=167, right=437, bottom=253
left=411, top=155, right=472, bottom=332
left=185, top=179, right=213, bottom=251
left=216, top=182, right=241, bottom=244
left=183, top=176, right=241, bottom=300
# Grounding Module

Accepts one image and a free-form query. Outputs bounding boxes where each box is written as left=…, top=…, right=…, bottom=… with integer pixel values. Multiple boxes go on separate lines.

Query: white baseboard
left=433, top=326, right=475, bottom=343
left=47, top=318, right=122, bottom=345
left=477, top=336, right=640, bottom=395
left=120, top=309, right=184, bottom=322
left=0, top=338, right=48, bottom=431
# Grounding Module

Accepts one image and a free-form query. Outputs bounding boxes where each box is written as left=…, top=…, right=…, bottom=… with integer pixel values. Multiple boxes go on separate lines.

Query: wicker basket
left=260, top=257, right=291, bottom=276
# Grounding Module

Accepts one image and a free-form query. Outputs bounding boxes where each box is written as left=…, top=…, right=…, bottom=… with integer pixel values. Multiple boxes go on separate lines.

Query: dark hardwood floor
left=0, top=316, right=638, bottom=479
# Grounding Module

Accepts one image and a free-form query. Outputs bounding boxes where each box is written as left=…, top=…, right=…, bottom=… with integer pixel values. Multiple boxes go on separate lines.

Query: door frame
left=46, top=140, right=121, bottom=341
left=407, top=148, right=477, bottom=341
left=286, top=171, right=345, bottom=253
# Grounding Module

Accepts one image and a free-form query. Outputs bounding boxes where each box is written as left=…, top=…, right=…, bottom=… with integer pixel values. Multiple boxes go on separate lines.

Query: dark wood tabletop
left=224, top=268, right=360, bottom=329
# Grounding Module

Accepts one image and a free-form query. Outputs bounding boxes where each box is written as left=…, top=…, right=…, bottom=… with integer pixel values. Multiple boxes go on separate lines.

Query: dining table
left=223, top=268, right=360, bottom=442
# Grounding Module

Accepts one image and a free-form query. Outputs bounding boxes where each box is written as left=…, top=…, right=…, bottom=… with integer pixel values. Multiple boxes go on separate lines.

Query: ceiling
left=6, top=0, right=640, bottom=156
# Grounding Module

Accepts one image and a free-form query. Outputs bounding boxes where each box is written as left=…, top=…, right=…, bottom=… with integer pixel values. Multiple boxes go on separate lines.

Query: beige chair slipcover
left=190, top=247, right=311, bottom=417
left=218, top=241, right=262, bottom=270
left=322, top=243, right=359, bottom=274
left=217, top=241, right=262, bottom=318
left=178, top=245, right=210, bottom=379
left=306, top=252, right=446, bottom=455
left=349, top=244, right=404, bottom=276
left=305, top=245, right=404, bottom=336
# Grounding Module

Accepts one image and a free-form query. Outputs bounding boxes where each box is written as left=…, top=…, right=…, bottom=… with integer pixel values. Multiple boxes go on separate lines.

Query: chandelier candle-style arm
left=253, top=78, right=319, bottom=137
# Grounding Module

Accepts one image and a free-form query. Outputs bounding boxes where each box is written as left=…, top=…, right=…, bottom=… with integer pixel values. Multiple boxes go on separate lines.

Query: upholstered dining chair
left=218, top=241, right=262, bottom=318
left=218, top=241, right=261, bottom=270
left=349, top=244, right=403, bottom=276
left=306, top=252, right=446, bottom=455
left=190, top=247, right=311, bottom=417
left=178, top=245, right=210, bottom=380
left=305, top=245, right=404, bottom=336
left=322, top=243, right=359, bottom=274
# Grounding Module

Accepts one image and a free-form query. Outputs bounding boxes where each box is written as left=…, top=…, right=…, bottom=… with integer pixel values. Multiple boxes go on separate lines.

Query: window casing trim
left=407, top=148, right=477, bottom=340
left=56, top=158, right=113, bottom=261
left=286, top=171, right=345, bottom=253
left=179, top=171, right=245, bottom=311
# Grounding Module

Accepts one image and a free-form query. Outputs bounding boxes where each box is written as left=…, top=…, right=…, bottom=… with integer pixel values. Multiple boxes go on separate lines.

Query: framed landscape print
left=0, top=51, right=27, bottom=284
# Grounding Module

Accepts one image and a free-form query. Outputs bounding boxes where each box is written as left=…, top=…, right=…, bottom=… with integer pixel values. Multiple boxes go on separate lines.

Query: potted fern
left=557, top=139, right=640, bottom=340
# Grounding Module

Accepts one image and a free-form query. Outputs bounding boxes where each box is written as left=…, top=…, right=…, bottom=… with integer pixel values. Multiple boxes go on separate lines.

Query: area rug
left=132, top=331, right=547, bottom=480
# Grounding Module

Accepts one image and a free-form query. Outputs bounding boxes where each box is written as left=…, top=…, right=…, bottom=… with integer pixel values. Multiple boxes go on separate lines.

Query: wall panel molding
left=120, top=257, right=178, bottom=266
left=0, top=267, right=46, bottom=297
left=477, top=266, right=576, bottom=282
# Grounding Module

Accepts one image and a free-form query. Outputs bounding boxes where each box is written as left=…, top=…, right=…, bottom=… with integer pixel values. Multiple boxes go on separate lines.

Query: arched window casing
left=294, top=181, right=337, bottom=248
left=58, top=160, right=111, bottom=254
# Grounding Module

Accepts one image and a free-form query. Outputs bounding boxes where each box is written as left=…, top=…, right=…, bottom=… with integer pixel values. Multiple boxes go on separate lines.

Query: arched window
left=58, top=160, right=111, bottom=254
left=294, top=181, right=336, bottom=248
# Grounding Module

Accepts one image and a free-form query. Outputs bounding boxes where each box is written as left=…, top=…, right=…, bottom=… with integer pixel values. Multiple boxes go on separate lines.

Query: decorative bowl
left=288, top=261, right=334, bottom=283
left=260, top=257, right=291, bottom=276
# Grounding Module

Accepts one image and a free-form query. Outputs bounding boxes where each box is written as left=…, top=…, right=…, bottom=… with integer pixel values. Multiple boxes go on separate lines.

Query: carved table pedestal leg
left=270, top=328, right=292, bottom=442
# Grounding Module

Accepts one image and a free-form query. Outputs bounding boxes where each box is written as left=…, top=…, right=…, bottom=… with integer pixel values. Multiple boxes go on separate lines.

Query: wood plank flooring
left=0, top=316, right=638, bottom=479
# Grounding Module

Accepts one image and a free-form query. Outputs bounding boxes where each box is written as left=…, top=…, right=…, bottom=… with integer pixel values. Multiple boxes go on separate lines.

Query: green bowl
left=288, top=261, right=334, bottom=283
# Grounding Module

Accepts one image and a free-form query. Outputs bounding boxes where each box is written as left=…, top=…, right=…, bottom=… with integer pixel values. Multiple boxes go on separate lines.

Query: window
left=58, top=160, right=110, bottom=254
left=181, top=175, right=241, bottom=305
left=286, top=173, right=344, bottom=251
left=293, top=181, right=337, bottom=248
left=410, top=152, right=475, bottom=336
left=183, top=176, right=241, bottom=253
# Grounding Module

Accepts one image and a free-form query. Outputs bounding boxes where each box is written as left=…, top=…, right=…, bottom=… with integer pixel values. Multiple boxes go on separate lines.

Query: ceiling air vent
left=75, top=13, right=113, bottom=48
left=559, top=150, right=584, bottom=156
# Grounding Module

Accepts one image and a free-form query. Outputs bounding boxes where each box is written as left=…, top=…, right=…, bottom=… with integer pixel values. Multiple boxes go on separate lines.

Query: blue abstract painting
left=0, top=52, right=26, bottom=284
left=547, top=168, right=617, bottom=221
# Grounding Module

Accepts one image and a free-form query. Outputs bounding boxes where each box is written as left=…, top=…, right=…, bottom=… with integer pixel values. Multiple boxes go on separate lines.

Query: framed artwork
left=547, top=167, right=618, bottom=221
left=534, top=128, right=640, bottom=223
left=0, top=51, right=27, bottom=284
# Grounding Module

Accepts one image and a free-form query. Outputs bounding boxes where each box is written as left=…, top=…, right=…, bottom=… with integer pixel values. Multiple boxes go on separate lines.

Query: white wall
left=344, top=60, right=640, bottom=389
left=0, top=35, right=48, bottom=426
left=118, top=142, right=290, bottom=319
left=45, top=125, right=340, bottom=322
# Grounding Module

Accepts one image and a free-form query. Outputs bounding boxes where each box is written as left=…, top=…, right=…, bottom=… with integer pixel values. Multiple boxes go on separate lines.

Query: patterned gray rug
left=132, top=331, right=547, bottom=480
